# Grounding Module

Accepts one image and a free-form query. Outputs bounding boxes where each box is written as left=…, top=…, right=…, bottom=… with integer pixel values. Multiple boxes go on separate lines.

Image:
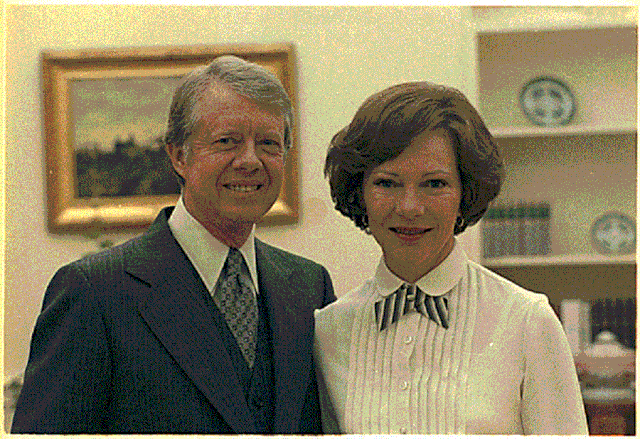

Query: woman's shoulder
left=464, top=260, right=564, bottom=352
left=466, top=259, right=550, bottom=310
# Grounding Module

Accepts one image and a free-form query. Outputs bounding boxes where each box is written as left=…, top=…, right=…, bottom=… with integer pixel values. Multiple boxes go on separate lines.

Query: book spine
left=540, top=203, right=551, bottom=255
left=530, top=204, right=542, bottom=255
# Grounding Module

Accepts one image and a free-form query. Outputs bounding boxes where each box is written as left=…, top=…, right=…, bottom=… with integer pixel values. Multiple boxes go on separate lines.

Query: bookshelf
left=474, top=9, right=637, bottom=310
left=474, top=9, right=637, bottom=433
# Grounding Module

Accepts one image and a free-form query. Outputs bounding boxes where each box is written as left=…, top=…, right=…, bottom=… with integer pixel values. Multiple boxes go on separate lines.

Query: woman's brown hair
left=325, top=81, right=503, bottom=234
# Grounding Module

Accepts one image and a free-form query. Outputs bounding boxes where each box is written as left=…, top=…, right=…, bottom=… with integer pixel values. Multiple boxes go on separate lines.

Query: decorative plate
left=590, top=212, right=635, bottom=255
left=519, top=77, right=576, bottom=126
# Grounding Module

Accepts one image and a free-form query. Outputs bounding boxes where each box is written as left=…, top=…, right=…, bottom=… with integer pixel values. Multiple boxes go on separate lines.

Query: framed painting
left=42, top=43, right=299, bottom=233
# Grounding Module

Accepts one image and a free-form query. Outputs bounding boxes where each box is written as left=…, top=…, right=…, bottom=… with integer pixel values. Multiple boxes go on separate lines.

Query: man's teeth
left=227, top=185, right=260, bottom=192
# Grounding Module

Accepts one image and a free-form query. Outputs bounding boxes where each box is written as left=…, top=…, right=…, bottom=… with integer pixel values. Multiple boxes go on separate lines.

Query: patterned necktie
left=374, top=284, right=449, bottom=331
left=215, top=248, right=258, bottom=368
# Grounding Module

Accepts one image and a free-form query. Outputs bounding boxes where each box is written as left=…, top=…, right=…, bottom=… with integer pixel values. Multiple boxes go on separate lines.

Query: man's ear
left=165, top=143, right=187, bottom=179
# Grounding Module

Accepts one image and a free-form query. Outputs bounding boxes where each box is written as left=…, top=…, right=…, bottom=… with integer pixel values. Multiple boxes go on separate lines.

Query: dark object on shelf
left=590, top=298, right=635, bottom=349
left=584, top=397, right=635, bottom=435
left=576, top=331, right=635, bottom=436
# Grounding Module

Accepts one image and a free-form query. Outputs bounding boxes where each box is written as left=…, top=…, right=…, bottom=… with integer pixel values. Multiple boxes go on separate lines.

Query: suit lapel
left=256, top=241, right=316, bottom=433
left=124, top=209, right=255, bottom=433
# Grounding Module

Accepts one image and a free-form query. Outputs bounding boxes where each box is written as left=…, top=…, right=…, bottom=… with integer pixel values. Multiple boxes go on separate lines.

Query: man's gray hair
left=164, top=55, right=293, bottom=185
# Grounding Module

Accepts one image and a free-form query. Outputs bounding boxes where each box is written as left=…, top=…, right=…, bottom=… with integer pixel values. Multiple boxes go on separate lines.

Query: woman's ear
left=165, top=143, right=187, bottom=179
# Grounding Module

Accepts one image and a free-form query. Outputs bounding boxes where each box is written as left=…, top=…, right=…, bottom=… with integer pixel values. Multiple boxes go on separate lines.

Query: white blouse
left=314, top=241, right=588, bottom=435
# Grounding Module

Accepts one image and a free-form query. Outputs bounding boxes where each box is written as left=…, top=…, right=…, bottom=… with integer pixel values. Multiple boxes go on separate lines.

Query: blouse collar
left=373, top=238, right=466, bottom=298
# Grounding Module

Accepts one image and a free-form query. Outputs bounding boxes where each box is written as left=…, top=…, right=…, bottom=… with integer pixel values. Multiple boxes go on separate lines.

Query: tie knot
left=225, top=248, right=244, bottom=278
left=403, top=283, right=417, bottom=300
left=374, top=284, right=449, bottom=330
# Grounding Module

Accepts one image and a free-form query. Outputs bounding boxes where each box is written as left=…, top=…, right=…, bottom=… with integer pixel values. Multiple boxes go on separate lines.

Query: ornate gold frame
left=42, top=43, right=299, bottom=233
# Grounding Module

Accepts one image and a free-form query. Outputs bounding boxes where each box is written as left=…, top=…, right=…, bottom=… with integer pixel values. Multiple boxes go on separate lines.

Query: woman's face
left=362, top=131, right=462, bottom=282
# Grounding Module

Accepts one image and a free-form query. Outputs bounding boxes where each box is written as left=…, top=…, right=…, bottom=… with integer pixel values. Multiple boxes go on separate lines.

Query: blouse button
left=404, top=335, right=413, bottom=344
left=400, top=427, right=408, bottom=434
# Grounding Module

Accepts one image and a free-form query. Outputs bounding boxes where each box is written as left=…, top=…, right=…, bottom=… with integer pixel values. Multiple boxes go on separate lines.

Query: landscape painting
left=71, top=76, right=181, bottom=199
left=42, top=44, right=298, bottom=233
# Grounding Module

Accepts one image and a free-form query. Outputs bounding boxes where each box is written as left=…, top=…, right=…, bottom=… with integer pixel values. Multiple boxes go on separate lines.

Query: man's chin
left=222, top=205, right=274, bottom=224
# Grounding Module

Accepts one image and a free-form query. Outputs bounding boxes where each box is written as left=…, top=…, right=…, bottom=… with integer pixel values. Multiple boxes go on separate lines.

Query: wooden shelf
left=489, top=124, right=637, bottom=139
left=485, top=253, right=636, bottom=269
left=489, top=263, right=636, bottom=303
left=473, top=6, right=637, bottom=34
left=475, top=18, right=637, bottom=436
left=475, top=16, right=637, bottom=310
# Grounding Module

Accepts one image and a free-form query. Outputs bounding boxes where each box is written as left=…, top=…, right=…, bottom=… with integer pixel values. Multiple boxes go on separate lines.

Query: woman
left=314, top=82, right=588, bottom=435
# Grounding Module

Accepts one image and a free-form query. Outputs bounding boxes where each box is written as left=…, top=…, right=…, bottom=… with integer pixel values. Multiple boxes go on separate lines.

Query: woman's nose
left=396, top=187, right=425, bottom=218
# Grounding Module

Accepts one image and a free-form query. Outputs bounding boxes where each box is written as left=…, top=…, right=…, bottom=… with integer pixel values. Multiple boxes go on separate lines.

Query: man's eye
left=212, top=137, right=240, bottom=150
left=215, top=137, right=234, bottom=145
left=373, top=178, right=397, bottom=188
left=261, top=139, right=283, bottom=154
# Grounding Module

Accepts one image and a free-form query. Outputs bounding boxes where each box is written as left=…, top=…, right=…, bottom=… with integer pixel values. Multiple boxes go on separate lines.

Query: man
left=12, top=55, right=336, bottom=433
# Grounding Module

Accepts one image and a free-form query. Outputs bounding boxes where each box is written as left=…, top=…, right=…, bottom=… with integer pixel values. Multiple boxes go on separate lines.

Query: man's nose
left=233, top=141, right=262, bottom=172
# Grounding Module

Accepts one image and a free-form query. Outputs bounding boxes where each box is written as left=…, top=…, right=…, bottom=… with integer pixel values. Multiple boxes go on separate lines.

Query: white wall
left=5, top=5, right=481, bottom=378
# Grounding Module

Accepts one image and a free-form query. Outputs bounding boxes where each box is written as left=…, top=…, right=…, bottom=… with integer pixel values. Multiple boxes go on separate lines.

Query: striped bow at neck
left=374, top=284, right=449, bottom=331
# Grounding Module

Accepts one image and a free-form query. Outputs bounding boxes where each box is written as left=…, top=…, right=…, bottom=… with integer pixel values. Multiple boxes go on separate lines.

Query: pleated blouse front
left=313, top=241, right=588, bottom=435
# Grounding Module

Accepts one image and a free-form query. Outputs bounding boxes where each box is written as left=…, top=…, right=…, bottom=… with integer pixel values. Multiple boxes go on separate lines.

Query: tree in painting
left=75, top=134, right=179, bottom=198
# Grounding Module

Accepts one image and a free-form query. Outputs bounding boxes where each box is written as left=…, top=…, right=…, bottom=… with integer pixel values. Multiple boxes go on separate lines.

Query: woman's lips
left=390, top=227, right=431, bottom=243
left=390, top=227, right=429, bottom=235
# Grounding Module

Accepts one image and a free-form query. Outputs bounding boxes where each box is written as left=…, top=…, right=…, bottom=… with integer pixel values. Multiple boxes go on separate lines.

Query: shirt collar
left=167, top=196, right=259, bottom=294
left=373, top=238, right=466, bottom=298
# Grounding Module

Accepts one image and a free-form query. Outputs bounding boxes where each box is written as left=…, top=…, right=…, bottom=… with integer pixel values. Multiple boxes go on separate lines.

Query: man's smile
left=224, top=184, right=263, bottom=193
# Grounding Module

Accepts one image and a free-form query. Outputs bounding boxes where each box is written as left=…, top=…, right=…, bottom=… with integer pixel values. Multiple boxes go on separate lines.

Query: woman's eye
left=373, top=178, right=397, bottom=188
left=424, top=179, right=447, bottom=188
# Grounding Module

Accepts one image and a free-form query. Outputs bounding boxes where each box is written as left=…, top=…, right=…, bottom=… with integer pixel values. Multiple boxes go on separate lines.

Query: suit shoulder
left=64, top=233, right=150, bottom=285
left=72, top=207, right=174, bottom=276
left=73, top=236, right=133, bottom=267
left=256, top=240, right=326, bottom=270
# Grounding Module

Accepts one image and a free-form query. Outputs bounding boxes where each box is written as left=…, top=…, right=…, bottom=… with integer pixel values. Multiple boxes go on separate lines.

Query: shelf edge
left=489, top=125, right=637, bottom=138
left=484, top=253, right=637, bottom=268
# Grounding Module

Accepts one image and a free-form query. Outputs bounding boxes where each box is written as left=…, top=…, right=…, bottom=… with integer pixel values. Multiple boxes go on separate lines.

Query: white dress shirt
left=167, top=197, right=259, bottom=297
left=314, top=239, right=588, bottom=435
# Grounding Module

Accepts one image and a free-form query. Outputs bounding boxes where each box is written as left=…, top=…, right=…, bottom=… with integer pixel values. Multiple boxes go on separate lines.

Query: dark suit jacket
left=12, top=207, right=336, bottom=433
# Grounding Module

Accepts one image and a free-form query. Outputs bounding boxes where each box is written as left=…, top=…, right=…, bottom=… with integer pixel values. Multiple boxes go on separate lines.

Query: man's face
left=169, top=85, right=286, bottom=232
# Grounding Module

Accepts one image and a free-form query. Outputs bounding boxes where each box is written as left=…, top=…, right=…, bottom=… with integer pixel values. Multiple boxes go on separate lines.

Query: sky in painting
left=71, top=75, right=184, bottom=152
